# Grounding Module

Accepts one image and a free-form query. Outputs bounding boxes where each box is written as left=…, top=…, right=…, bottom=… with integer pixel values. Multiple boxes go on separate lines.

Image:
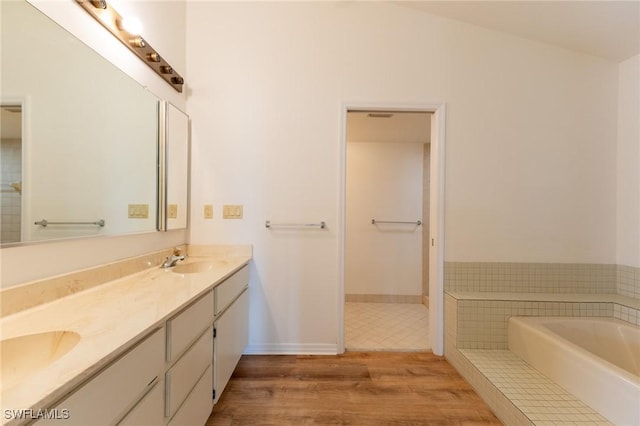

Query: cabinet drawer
left=215, top=265, right=248, bottom=315
left=165, top=327, right=213, bottom=417
left=37, top=328, right=164, bottom=425
left=166, top=290, right=213, bottom=362
left=118, top=378, right=164, bottom=426
left=168, top=365, right=213, bottom=426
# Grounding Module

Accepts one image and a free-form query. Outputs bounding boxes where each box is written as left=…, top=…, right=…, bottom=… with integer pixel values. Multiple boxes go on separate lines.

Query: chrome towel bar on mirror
left=34, top=219, right=106, bottom=227
left=265, top=221, right=326, bottom=229
left=371, top=219, right=422, bottom=226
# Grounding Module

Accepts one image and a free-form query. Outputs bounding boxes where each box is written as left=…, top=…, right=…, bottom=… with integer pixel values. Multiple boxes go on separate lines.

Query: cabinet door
left=214, top=288, right=248, bottom=404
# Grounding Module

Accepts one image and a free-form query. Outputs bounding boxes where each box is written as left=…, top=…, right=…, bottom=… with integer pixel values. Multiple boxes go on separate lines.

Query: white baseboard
left=243, top=343, right=338, bottom=355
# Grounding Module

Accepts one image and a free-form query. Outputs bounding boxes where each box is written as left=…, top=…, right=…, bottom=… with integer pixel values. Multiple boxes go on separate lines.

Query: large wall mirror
left=1, top=0, right=163, bottom=245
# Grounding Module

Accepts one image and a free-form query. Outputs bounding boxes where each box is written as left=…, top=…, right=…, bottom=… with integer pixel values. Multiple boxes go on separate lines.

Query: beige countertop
left=0, top=249, right=251, bottom=423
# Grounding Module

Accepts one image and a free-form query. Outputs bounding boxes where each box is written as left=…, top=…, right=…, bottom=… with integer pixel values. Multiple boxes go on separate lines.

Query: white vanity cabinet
left=36, top=328, right=165, bottom=426
left=213, top=265, right=249, bottom=404
left=165, top=290, right=214, bottom=426
left=29, top=262, right=250, bottom=426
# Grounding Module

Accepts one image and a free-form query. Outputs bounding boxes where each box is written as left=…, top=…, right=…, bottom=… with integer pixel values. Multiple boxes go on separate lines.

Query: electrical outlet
left=223, top=204, right=243, bottom=219
left=167, top=204, right=178, bottom=219
left=204, top=204, right=214, bottom=219
left=128, top=204, right=149, bottom=219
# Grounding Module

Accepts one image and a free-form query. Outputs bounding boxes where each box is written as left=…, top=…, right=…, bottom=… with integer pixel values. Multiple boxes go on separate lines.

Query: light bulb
left=118, top=16, right=143, bottom=35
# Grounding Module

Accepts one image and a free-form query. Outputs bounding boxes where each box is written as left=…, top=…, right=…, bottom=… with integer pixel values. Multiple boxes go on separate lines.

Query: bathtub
left=508, top=316, right=640, bottom=425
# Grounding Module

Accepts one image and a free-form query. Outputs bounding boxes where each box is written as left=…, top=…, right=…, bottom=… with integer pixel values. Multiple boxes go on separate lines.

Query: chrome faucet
left=161, top=248, right=185, bottom=268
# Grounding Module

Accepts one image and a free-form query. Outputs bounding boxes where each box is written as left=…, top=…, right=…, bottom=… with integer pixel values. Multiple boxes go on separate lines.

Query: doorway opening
left=338, top=103, right=446, bottom=355
left=1, top=103, right=23, bottom=244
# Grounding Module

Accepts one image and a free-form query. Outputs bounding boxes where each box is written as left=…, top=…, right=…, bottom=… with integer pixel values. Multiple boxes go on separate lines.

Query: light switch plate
left=167, top=204, right=178, bottom=219
left=223, top=204, right=243, bottom=219
left=128, top=204, right=149, bottom=219
left=204, top=204, right=214, bottom=219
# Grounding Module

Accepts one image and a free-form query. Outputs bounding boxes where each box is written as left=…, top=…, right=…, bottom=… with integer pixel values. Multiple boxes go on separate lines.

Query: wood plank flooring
left=206, top=352, right=501, bottom=425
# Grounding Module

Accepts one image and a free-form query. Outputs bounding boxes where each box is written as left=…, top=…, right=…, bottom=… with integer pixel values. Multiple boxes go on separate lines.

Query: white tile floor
left=345, top=302, right=430, bottom=351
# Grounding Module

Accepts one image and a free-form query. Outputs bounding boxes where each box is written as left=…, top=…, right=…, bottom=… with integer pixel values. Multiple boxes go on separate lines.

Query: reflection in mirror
left=0, top=0, right=159, bottom=245
left=161, top=103, right=189, bottom=231
left=0, top=105, right=22, bottom=244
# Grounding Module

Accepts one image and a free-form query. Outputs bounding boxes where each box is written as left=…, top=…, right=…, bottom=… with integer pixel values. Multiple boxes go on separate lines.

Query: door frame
left=338, top=102, right=447, bottom=355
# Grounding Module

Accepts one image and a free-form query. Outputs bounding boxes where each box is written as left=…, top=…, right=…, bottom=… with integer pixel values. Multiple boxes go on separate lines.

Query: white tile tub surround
left=617, top=264, right=640, bottom=300
left=444, top=295, right=612, bottom=426
left=508, top=317, right=640, bottom=426
left=444, top=262, right=617, bottom=294
left=455, top=299, right=615, bottom=349
left=443, top=261, right=640, bottom=425
left=444, top=296, right=533, bottom=426
left=445, top=262, right=640, bottom=300
left=444, top=262, right=640, bottom=350
left=461, top=350, right=612, bottom=426
left=614, top=303, right=640, bottom=324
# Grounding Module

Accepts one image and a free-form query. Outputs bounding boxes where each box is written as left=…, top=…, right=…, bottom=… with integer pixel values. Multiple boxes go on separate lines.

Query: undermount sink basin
left=0, top=331, right=81, bottom=389
left=171, top=261, right=215, bottom=274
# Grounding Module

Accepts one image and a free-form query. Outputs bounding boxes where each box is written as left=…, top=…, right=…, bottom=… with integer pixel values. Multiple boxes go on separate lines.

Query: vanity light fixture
left=76, top=0, right=184, bottom=93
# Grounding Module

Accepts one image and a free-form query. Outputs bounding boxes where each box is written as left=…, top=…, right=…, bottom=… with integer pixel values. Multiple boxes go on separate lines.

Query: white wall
left=345, top=142, right=423, bottom=296
left=617, top=55, right=640, bottom=268
left=186, top=2, right=619, bottom=352
left=1, top=0, right=188, bottom=288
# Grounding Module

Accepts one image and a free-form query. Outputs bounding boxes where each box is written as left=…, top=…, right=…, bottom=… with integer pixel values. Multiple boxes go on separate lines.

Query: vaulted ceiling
left=398, top=1, right=640, bottom=62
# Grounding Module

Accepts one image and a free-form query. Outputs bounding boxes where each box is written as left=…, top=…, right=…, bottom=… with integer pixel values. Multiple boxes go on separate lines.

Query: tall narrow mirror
left=160, top=102, right=189, bottom=231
